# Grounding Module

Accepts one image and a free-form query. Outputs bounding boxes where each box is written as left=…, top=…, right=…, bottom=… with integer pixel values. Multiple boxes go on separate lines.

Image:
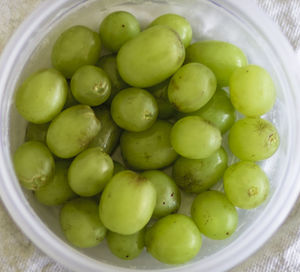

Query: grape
left=229, top=65, right=276, bottom=117
left=16, top=69, right=68, bottom=124
left=117, top=25, right=185, bottom=88
left=107, top=229, right=145, bottom=260
left=35, top=160, right=76, bottom=206
left=120, top=120, right=178, bottom=170
left=224, top=161, right=269, bottom=209
left=13, top=141, right=55, bottom=190
left=177, top=89, right=236, bottom=134
left=60, top=198, right=107, bottom=248
left=171, top=116, right=222, bottom=159
left=191, top=191, right=238, bottom=240
left=149, top=13, right=192, bottom=48
left=99, top=170, right=156, bottom=235
left=25, top=122, right=49, bottom=143
left=113, top=161, right=126, bottom=175
left=111, top=88, right=158, bottom=132
left=46, top=105, right=101, bottom=158
left=99, top=11, right=140, bottom=52
left=70, top=65, right=111, bottom=106
left=229, top=117, right=279, bottom=161
left=172, top=147, right=228, bottom=193
left=97, top=54, right=128, bottom=104
left=51, top=25, right=101, bottom=78
left=88, top=106, right=121, bottom=154
left=141, top=170, right=181, bottom=219
left=149, top=80, right=176, bottom=119
left=186, top=40, right=248, bottom=86
left=145, top=214, right=202, bottom=264
left=68, top=147, right=114, bottom=197
left=168, top=63, right=217, bottom=113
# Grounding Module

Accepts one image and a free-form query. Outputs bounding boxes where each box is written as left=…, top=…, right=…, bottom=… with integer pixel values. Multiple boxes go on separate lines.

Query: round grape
left=51, top=25, right=101, bottom=78
left=229, top=117, right=279, bottom=161
left=13, top=141, right=55, bottom=191
left=149, top=13, right=192, bottom=48
left=191, top=190, right=238, bottom=240
left=224, top=161, right=269, bottom=209
left=145, top=214, right=202, bottom=264
left=230, top=65, right=276, bottom=116
left=168, top=63, right=217, bottom=113
left=70, top=65, right=111, bottom=106
left=60, top=198, right=107, bottom=248
left=141, top=170, right=181, bottom=219
left=172, top=147, right=228, bottom=193
left=171, top=116, right=222, bottom=159
left=111, top=88, right=158, bottom=132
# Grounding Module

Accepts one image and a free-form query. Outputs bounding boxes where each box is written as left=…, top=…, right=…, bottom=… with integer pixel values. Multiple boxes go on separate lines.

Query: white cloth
left=0, top=0, right=299, bottom=271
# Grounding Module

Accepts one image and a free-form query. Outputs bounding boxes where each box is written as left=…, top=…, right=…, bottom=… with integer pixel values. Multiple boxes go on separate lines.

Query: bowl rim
left=0, top=0, right=300, bottom=271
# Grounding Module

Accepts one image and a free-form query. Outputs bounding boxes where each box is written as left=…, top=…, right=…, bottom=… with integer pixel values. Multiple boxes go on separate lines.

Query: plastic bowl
left=0, top=0, right=300, bottom=271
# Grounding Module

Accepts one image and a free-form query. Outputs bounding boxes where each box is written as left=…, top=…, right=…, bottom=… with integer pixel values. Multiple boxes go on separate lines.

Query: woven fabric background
left=0, top=0, right=299, bottom=271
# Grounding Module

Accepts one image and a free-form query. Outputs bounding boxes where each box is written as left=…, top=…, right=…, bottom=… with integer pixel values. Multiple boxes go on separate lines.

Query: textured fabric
left=0, top=0, right=299, bottom=271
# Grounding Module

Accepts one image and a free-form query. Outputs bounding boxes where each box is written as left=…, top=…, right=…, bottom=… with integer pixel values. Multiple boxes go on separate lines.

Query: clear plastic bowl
left=0, top=0, right=300, bottom=271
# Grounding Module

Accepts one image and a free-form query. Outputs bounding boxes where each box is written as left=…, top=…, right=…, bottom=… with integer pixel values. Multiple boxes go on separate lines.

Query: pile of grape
left=13, top=11, right=279, bottom=265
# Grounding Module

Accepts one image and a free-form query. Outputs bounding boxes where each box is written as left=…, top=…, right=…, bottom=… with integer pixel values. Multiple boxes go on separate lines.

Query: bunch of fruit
left=13, top=10, right=279, bottom=265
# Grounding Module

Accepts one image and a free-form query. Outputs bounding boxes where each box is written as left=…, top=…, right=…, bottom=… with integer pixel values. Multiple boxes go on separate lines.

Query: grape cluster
left=13, top=10, right=279, bottom=265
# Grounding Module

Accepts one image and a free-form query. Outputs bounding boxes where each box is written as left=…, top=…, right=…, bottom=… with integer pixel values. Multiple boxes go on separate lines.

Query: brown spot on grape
left=126, top=255, right=129, bottom=258
left=171, top=193, right=174, bottom=197
left=163, top=201, right=166, bottom=205
left=122, top=24, right=125, bottom=27
left=248, top=186, right=258, bottom=197
left=144, top=111, right=153, bottom=120
left=254, top=119, right=269, bottom=135
left=226, top=232, right=229, bottom=235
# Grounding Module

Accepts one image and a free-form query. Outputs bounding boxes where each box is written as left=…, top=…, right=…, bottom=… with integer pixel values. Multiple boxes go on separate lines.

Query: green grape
left=186, top=40, right=248, bottom=86
left=171, top=116, right=222, bottom=159
left=64, top=85, right=78, bottom=109
left=16, top=69, right=68, bottom=124
left=229, top=117, right=279, bottom=161
left=70, top=65, right=111, bottom=106
left=68, top=147, right=114, bottom=197
left=99, top=170, right=156, bottom=235
left=51, top=25, right=101, bottom=78
left=111, top=88, right=158, bottom=132
left=172, top=147, right=228, bottom=193
left=120, top=120, right=178, bottom=170
left=97, top=54, right=128, bottom=104
left=107, top=229, right=145, bottom=260
left=191, top=191, right=238, bottom=240
left=25, top=122, right=49, bottom=143
left=99, top=11, right=141, bottom=52
left=141, top=170, right=181, bottom=219
left=88, top=106, right=121, bottom=154
left=177, top=89, right=236, bottom=134
left=35, top=160, right=76, bottom=206
left=145, top=214, right=202, bottom=264
left=149, top=80, right=176, bottom=119
left=229, top=65, right=276, bottom=116
left=13, top=141, right=55, bottom=190
left=117, top=25, right=185, bottom=88
left=224, top=161, right=269, bottom=209
left=46, top=105, right=101, bottom=159
left=60, top=198, right=107, bottom=248
left=113, top=161, right=126, bottom=175
left=168, top=63, right=217, bottom=113
left=149, top=13, right=192, bottom=48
